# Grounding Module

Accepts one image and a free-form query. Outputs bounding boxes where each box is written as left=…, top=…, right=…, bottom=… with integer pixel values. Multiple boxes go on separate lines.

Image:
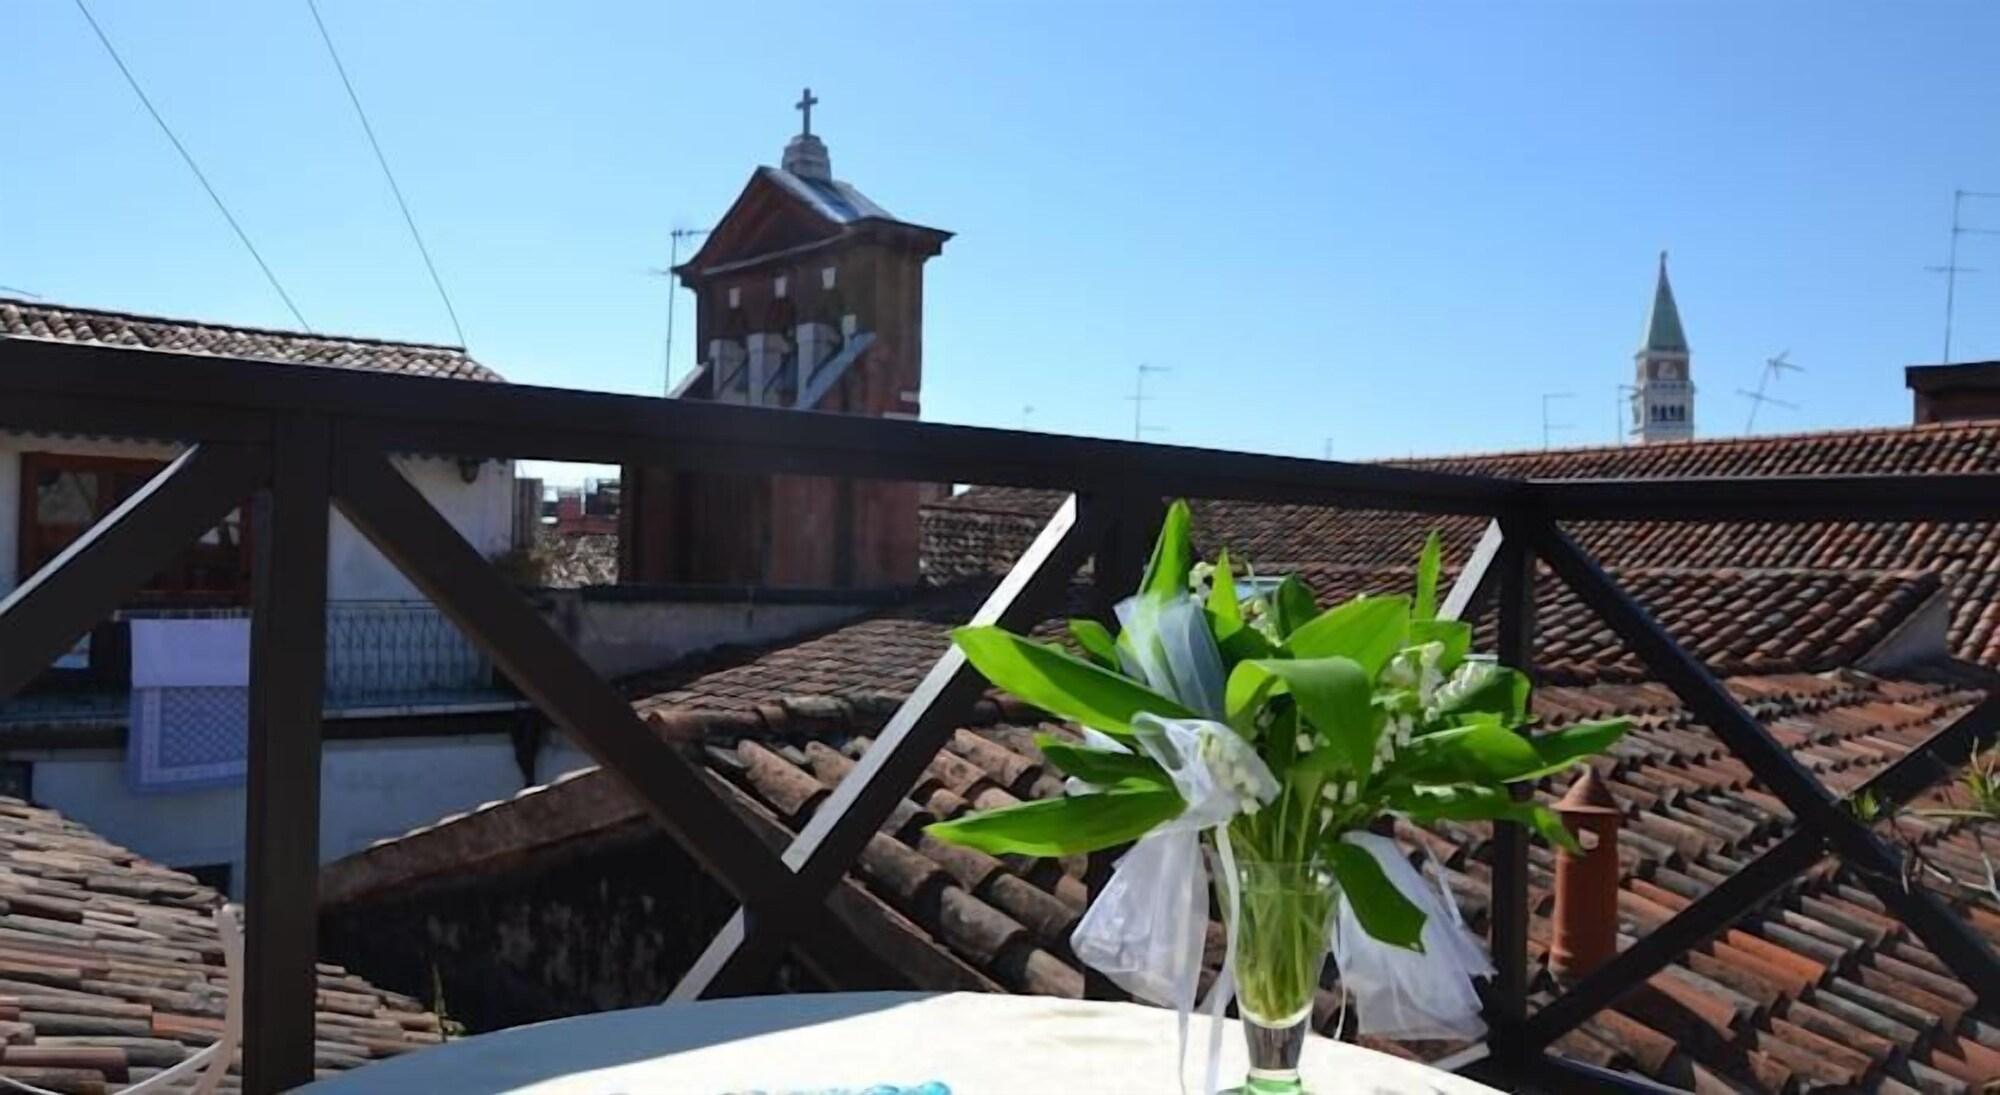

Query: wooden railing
left=1, top=338, right=1996, bottom=1093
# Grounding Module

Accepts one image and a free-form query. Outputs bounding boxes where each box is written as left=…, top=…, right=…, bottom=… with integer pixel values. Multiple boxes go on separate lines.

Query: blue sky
left=8, top=2, right=2000, bottom=481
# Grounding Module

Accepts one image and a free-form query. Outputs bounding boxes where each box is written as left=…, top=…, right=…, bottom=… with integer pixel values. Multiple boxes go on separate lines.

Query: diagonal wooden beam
left=330, top=448, right=873, bottom=981
left=0, top=443, right=268, bottom=699
left=672, top=493, right=1109, bottom=1000
left=1521, top=692, right=2000, bottom=1051
left=1438, top=519, right=1505, bottom=624
left=1529, top=522, right=2000, bottom=1011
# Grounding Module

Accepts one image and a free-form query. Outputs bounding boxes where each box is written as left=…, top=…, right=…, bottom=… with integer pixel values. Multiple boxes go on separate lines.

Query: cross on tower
left=795, top=87, right=819, bottom=137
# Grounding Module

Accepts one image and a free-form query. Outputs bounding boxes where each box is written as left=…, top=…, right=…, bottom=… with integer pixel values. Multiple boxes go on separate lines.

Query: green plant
left=927, top=501, right=1627, bottom=949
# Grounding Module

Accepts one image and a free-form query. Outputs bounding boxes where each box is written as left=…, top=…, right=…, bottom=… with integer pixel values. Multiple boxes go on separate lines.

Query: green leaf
left=1330, top=842, right=1426, bottom=950
left=1218, top=622, right=1275, bottom=665
left=1434, top=664, right=1532, bottom=722
left=1139, top=500, right=1194, bottom=601
left=1067, top=619, right=1120, bottom=670
left=1035, top=733, right=1167, bottom=788
left=1284, top=595, right=1412, bottom=680
left=1408, top=619, right=1471, bottom=673
left=925, top=783, right=1183, bottom=856
left=1529, top=719, right=1628, bottom=772
left=1391, top=721, right=1542, bottom=783
left=1414, top=531, right=1443, bottom=622
left=1227, top=657, right=1373, bottom=774
left=1271, top=575, right=1321, bottom=639
left=953, top=626, right=1195, bottom=740
left=1206, top=550, right=1243, bottom=637
left=1389, top=785, right=1582, bottom=854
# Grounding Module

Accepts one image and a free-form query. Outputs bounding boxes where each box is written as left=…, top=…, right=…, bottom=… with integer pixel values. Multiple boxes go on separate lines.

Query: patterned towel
left=127, top=619, right=251, bottom=793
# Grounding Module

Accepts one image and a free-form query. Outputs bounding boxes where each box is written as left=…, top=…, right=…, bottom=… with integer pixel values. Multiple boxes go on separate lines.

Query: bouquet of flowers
left=928, top=502, right=1626, bottom=1094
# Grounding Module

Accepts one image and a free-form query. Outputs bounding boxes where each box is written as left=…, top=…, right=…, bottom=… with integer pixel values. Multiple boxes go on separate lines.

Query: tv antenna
left=1127, top=363, right=1170, bottom=441
left=1541, top=391, right=1574, bottom=450
left=649, top=226, right=712, bottom=394
left=1614, top=384, right=1639, bottom=445
left=1924, top=189, right=2000, bottom=363
left=1739, top=351, right=1804, bottom=433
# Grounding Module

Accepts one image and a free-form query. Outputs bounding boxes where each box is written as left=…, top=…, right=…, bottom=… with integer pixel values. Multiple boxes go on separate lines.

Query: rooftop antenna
left=1924, top=189, right=2000, bottom=363
left=1541, top=391, right=1574, bottom=450
left=1128, top=363, right=1170, bottom=441
left=1615, top=384, right=1640, bottom=445
left=1740, top=350, right=1804, bottom=433
left=1322, top=437, right=1334, bottom=460
left=649, top=226, right=711, bottom=394
left=1021, top=404, right=1035, bottom=430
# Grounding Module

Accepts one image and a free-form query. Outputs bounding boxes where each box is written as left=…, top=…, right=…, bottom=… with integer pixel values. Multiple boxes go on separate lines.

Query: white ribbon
left=1331, top=831, right=1493, bottom=1042
left=1071, top=593, right=1491, bottom=1087
left=1071, top=715, right=1275, bottom=1095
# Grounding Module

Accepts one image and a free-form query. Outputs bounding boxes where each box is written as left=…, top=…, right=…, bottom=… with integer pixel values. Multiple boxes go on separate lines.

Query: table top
left=302, top=991, right=1501, bottom=1094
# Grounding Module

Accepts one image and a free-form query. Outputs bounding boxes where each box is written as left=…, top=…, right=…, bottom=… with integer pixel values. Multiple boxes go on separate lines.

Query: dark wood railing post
left=1485, top=516, right=1535, bottom=1045
left=243, top=415, right=332, bottom=1093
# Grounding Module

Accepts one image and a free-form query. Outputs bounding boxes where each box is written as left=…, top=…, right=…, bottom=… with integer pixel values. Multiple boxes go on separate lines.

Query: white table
left=303, top=991, right=1501, bottom=1094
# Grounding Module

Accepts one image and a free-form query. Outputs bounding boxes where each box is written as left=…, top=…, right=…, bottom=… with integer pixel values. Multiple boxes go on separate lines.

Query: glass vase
left=1218, top=859, right=1340, bottom=1095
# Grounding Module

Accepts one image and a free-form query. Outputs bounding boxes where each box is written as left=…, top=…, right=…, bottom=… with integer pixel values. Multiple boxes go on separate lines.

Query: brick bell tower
left=621, top=90, right=952, bottom=588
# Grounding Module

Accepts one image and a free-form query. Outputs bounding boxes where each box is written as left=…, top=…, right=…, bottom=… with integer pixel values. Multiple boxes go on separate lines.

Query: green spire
left=1641, top=250, right=1688, bottom=354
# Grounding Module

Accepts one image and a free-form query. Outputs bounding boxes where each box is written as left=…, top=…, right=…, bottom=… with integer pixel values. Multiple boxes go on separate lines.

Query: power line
left=305, top=0, right=466, bottom=347
left=72, top=0, right=311, bottom=330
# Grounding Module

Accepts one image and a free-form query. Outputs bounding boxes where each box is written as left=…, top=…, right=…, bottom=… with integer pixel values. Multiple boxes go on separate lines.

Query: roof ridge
left=1380, top=418, right=2000, bottom=468
left=0, top=294, right=470, bottom=354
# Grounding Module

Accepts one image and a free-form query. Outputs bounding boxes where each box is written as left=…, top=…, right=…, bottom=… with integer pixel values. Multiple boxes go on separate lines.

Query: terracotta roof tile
left=0, top=297, right=500, bottom=383
left=928, top=422, right=2000, bottom=665
left=328, top=656, right=1999, bottom=1093
left=0, top=796, right=441, bottom=1088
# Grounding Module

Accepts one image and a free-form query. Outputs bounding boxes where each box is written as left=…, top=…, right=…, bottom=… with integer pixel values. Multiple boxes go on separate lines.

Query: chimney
left=1905, top=361, right=2000, bottom=424
left=1551, top=765, right=1622, bottom=983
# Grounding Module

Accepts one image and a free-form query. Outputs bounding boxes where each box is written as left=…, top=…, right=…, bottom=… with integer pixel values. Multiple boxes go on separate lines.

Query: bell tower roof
left=1641, top=250, right=1689, bottom=355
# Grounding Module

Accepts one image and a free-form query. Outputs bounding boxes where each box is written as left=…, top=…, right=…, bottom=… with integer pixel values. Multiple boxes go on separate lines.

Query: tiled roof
left=924, top=421, right=2000, bottom=665
left=0, top=298, right=501, bottom=383
left=1287, top=564, right=1946, bottom=685
left=608, top=565, right=1942, bottom=720
left=328, top=666, right=2000, bottom=1093
left=0, top=795, right=442, bottom=1090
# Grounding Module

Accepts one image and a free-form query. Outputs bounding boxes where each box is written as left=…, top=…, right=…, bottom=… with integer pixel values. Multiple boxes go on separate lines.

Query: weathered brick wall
left=319, top=820, right=745, bottom=1034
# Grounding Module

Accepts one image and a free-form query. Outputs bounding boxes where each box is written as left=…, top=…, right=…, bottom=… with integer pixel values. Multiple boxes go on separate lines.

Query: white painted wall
left=0, top=433, right=515, bottom=599
left=22, top=734, right=527, bottom=899
left=327, top=457, right=516, bottom=601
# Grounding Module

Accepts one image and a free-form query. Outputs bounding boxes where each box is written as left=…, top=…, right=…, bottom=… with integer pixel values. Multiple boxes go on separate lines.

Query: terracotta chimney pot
left=1551, top=765, right=1622, bottom=983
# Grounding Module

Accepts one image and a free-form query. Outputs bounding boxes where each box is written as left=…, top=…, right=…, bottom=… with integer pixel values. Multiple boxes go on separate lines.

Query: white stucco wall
left=22, top=734, right=527, bottom=899
left=328, top=456, right=517, bottom=601
left=0, top=432, right=515, bottom=599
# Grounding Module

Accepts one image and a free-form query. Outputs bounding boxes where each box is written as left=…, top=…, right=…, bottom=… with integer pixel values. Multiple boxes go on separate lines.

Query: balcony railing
left=0, top=601, right=503, bottom=725
left=0, top=338, right=1995, bottom=1093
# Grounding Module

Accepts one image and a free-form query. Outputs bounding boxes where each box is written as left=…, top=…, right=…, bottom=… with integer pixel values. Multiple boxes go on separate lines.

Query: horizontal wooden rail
left=1535, top=473, right=2000, bottom=523
left=0, top=341, right=1519, bottom=514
